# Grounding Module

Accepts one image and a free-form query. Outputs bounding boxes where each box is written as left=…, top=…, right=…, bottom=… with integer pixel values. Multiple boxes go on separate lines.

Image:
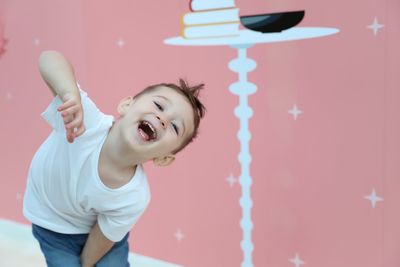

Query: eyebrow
left=155, top=95, right=186, bottom=137
left=155, top=95, right=171, bottom=104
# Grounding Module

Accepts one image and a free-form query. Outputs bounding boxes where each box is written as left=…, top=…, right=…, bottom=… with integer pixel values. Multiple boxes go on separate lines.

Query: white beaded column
left=228, top=44, right=257, bottom=267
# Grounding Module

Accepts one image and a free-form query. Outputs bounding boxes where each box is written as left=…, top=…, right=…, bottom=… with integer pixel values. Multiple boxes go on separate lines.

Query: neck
left=100, top=121, right=143, bottom=172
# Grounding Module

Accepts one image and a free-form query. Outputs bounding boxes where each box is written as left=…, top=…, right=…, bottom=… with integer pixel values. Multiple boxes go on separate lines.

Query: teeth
left=144, top=121, right=155, bottom=135
left=140, top=120, right=157, bottom=140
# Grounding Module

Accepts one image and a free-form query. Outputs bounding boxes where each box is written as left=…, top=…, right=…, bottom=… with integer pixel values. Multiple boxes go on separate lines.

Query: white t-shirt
left=23, top=88, right=151, bottom=242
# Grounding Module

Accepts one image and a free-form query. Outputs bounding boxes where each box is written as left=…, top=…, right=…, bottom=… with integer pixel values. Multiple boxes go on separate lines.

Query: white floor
left=0, top=219, right=182, bottom=267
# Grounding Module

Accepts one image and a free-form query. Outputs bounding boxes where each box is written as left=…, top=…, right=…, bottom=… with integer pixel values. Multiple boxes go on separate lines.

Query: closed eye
left=153, top=101, right=163, bottom=111
left=172, top=123, right=179, bottom=135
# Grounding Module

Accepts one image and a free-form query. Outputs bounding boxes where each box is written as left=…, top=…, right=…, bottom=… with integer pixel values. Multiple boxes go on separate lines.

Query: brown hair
left=133, top=79, right=206, bottom=154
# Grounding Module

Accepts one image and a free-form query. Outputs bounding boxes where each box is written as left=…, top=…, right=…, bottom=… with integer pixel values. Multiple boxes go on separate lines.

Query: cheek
left=161, top=134, right=181, bottom=150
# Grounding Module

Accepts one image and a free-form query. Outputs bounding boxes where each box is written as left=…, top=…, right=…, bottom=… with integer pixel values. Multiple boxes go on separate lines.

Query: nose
left=156, top=115, right=167, bottom=129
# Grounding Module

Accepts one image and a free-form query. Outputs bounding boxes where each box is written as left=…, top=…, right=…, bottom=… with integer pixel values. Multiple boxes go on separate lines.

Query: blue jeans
left=32, top=224, right=130, bottom=267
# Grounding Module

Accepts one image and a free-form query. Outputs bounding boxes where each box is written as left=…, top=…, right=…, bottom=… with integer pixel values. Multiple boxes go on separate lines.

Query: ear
left=117, top=96, right=133, bottom=116
left=153, top=155, right=175, bottom=167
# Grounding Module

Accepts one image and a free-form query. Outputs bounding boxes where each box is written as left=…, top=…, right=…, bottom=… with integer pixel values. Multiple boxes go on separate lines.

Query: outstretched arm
left=80, top=222, right=115, bottom=267
left=38, top=50, right=85, bottom=142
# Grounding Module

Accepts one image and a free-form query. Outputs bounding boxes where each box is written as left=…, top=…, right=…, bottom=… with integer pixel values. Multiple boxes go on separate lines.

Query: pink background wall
left=1, top=0, right=399, bottom=266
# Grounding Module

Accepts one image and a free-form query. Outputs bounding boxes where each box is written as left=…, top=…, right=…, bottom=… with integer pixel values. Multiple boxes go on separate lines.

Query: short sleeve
left=97, top=202, right=148, bottom=242
left=41, top=94, right=64, bottom=131
left=41, top=84, right=106, bottom=132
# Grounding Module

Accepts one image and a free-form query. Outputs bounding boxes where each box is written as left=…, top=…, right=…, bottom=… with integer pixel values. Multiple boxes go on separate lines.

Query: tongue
left=138, top=128, right=150, bottom=141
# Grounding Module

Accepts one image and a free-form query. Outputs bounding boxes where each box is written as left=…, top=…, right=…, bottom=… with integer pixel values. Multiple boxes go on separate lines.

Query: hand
left=81, top=255, right=96, bottom=267
left=58, top=92, right=85, bottom=143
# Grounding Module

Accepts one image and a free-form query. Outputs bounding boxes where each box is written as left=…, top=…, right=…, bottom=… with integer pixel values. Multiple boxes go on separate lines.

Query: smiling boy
left=23, top=50, right=205, bottom=267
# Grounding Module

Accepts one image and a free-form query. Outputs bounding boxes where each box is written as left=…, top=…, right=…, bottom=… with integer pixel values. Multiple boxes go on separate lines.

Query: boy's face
left=117, top=86, right=195, bottom=165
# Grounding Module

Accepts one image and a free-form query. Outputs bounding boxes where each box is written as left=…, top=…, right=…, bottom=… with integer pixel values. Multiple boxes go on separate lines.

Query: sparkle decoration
left=364, top=188, right=384, bottom=208
left=367, top=17, right=384, bottom=36
left=174, top=229, right=184, bottom=242
left=226, top=173, right=238, bottom=187
left=33, top=38, right=40, bottom=46
left=116, top=38, right=125, bottom=48
left=6, top=92, right=13, bottom=100
left=289, top=253, right=305, bottom=267
left=228, top=43, right=257, bottom=267
left=288, top=104, right=303, bottom=120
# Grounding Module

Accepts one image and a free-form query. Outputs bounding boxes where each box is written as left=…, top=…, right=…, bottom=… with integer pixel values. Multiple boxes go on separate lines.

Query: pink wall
left=1, top=0, right=399, bottom=266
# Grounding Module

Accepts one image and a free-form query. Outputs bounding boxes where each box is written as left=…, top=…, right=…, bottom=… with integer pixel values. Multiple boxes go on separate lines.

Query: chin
left=123, top=124, right=153, bottom=151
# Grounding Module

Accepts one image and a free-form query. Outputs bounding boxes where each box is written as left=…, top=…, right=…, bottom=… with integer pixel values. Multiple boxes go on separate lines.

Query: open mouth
left=138, top=120, right=157, bottom=142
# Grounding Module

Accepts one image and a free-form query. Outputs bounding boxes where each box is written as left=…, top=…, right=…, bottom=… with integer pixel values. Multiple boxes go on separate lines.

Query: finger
left=60, top=105, right=79, bottom=117
left=62, top=114, right=74, bottom=125
left=65, top=113, right=83, bottom=129
left=66, top=128, right=74, bottom=143
left=58, top=100, right=75, bottom=112
left=66, top=121, right=80, bottom=130
left=74, top=124, right=86, bottom=138
left=58, top=101, right=74, bottom=111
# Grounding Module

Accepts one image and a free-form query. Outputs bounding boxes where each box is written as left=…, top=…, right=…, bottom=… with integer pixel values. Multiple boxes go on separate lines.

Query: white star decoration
left=288, top=104, right=303, bottom=120
left=367, top=17, right=384, bottom=36
left=289, top=253, right=305, bottom=267
left=364, top=188, right=384, bottom=208
left=174, top=229, right=184, bottom=242
left=116, top=38, right=125, bottom=48
left=226, top=174, right=238, bottom=187
left=33, top=38, right=40, bottom=46
left=6, top=92, right=13, bottom=100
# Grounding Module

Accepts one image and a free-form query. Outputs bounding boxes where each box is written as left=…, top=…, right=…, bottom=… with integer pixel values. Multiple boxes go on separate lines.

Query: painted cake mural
left=181, top=0, right=240, bottom=38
